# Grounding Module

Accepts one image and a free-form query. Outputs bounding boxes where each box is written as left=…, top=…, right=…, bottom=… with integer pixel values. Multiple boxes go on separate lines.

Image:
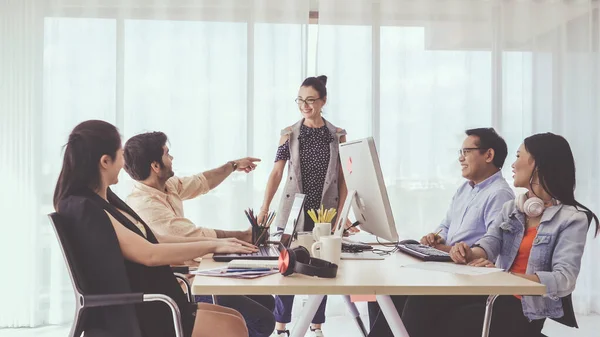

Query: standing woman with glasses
left=256, top=75, right=349, bottom=337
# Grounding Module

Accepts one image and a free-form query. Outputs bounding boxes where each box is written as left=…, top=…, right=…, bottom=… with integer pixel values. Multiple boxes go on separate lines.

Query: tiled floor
left=1, top=314, right=598, bottom=337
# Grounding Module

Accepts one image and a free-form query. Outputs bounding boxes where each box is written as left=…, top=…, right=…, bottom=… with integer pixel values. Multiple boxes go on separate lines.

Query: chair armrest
left=143, top=294, right=185, bottom=337
left=83, top=293, right=143, bottom=308
left=174, top=273, right=193, bottom=303
left=81, top=293, right=185, bottom=337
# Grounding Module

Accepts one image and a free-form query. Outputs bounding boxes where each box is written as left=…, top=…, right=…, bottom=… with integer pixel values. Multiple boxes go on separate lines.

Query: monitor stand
left=333, top=189, right=357, bottom=237
left=334, top=190, right=393, bottom=260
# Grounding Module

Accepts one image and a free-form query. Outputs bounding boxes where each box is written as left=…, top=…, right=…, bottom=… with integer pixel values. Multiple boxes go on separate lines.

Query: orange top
left=510, top=226, right=537, bottom=299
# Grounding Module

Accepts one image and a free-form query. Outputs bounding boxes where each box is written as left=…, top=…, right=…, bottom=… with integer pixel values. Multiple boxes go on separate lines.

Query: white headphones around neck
left=515, top=192, right=560, bottom=217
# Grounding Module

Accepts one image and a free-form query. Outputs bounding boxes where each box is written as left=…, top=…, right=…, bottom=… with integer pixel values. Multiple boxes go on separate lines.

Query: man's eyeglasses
left=295, top=97, right=321, bottom=105
left=459, top=147, right=485, bottom=157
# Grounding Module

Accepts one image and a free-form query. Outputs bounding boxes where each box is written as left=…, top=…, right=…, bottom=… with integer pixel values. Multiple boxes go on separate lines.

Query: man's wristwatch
left=229, top=161, right=238, bottom=172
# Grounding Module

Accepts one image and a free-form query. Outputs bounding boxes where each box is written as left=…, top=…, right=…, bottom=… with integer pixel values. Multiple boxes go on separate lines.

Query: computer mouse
left=398, top=239, right=420, bottom=245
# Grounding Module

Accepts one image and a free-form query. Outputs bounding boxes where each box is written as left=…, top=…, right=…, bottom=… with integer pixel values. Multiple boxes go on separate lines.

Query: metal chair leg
left=481, top=295, right=499, bottom=337
left=69, top=294, right=84, bottom=337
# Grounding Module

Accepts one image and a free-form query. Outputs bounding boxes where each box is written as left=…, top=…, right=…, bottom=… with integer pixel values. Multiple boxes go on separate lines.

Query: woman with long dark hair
left=54, top=120, right=256, bottom=337
left=400, top=132, right=598, bottom=337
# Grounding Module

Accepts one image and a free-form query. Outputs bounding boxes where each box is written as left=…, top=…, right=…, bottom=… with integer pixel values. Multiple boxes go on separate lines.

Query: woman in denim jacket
left=402, top=133, right=598, bottom=337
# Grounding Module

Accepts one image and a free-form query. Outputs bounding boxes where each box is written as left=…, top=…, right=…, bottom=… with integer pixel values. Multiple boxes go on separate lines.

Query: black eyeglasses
left=459, top=147, right=486, bottom=157
left=295, top=97, right=321, bottom=105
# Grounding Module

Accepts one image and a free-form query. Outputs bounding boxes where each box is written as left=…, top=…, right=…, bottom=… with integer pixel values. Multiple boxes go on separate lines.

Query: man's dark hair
left=123, top=132, right=168, bottom=181
left=465, top=128, right=508, bottom=169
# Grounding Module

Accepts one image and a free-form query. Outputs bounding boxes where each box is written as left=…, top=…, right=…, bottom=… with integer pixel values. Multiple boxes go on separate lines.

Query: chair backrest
left=48, top=212, right=142, bottom=337
left=550, top=294, right=578, bottom=328
left=48, top=213, right=87, bottom=297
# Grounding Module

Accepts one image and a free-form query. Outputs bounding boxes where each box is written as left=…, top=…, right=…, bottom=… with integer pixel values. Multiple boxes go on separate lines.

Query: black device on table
left=341, top=242, right=373, bottom=253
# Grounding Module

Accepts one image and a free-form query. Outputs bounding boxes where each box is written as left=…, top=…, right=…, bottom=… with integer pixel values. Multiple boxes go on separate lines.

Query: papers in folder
left=192, top=267, right=278, bottom=279
left=404, top=262, right=504, bottom=276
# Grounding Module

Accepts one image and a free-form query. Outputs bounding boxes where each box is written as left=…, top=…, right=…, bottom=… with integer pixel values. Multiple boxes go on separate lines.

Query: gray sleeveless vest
left=274, top=118, right=347, bottom=231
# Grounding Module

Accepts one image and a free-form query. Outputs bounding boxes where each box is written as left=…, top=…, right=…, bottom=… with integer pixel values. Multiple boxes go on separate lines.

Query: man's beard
left=160, top=168, right=175, bottom=180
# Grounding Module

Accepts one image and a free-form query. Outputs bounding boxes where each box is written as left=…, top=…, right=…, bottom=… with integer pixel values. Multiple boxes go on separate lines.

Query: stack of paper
left=192, top=267, right=278, bottom=279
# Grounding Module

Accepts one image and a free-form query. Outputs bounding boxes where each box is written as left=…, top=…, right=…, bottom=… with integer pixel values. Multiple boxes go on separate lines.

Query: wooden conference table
left=192, top=241, right=545, bottom=337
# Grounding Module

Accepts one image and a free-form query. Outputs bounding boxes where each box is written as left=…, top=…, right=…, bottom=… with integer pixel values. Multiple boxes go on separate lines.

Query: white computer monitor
left=334, top=137, right=399, bottom=242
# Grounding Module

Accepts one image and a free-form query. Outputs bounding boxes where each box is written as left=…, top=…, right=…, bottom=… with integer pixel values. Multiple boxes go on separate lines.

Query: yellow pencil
left=309, top=209, right=318, bottom=223
left=328, top=209, right=336, bottom=223
left=320, top=205, right=324, bottom=222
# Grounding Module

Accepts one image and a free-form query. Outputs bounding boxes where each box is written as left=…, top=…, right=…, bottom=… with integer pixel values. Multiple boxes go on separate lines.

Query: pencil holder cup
left=252, top=226, right=269, bottom=246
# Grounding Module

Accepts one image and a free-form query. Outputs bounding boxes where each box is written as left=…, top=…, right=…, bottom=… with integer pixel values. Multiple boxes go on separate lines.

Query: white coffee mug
left=291, top=231, right=316, bottom=251
left=311, top=235, right=342, bottom=265
left=312, top=222, right=332, bottom=242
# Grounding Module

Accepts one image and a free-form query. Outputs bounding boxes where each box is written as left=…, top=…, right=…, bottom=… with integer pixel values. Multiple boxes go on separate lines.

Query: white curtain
left=1, top=0, right=45, bottom=328
left=1, top=0, right=598, bottom=330
left=1, top=0, right=309, bottom=327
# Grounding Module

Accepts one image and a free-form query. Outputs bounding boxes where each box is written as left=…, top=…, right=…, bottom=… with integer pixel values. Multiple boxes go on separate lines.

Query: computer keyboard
left=244, top=245, right=279, bottom=257
left=398, top=243, right=452, bottom=262
left=213, top=245, right=280, bottom=262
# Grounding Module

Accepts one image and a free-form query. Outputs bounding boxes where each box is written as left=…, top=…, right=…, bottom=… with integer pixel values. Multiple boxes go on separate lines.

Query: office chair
left=552, top=294, right=578, bottom=328
left=171, top=266, right=193, bottom=303
left=171, top=268, right=219, bottom=305
left=49, top=212, right=186, bottom=337
left=542, top=209, right=597, bottom=334
left=538, top=294, right=579, bottom=337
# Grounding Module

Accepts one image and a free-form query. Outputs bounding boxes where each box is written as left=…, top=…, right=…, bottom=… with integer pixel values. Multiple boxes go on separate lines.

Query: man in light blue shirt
left=420, top=127, right=515, bottom=252
left=367, top=128, right=514, bottom=337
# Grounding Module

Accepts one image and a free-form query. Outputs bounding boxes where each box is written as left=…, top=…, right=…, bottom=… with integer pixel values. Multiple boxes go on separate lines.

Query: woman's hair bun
left=316, top=75, right=328, bottom=86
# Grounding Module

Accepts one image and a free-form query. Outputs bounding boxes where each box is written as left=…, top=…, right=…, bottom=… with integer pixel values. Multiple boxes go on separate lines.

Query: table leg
left=289, top=295, right=326, bottom=337
left=375, top=295, right=410, bottom=337
left=481, top=295, right=498, bottom=337
left=342, top=296, right=368, bottom=337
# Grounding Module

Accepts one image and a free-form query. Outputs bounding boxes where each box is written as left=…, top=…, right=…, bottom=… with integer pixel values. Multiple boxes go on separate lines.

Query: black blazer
left=58, top=188, right=195, bottom=337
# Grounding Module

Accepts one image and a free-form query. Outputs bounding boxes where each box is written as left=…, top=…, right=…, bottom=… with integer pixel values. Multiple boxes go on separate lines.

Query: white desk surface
left=191, top=251, right=546, bottom=296
left=342, top=232, right=396, bottom=245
